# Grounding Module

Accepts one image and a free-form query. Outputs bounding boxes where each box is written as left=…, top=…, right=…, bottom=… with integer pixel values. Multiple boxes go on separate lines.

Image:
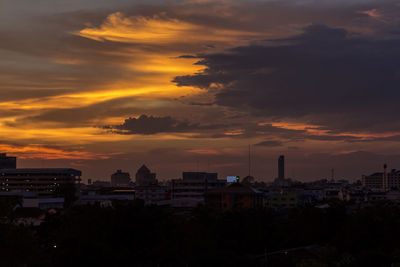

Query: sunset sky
left=2, top=0, right=400, bottom=182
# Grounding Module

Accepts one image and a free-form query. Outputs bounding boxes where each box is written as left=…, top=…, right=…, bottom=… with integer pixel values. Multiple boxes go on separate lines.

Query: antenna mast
left=248, top=144, right=251, bottom=177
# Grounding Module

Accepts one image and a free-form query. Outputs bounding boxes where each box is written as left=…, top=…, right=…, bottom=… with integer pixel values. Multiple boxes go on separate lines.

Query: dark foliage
left=2, top=201, right=400, bottom=266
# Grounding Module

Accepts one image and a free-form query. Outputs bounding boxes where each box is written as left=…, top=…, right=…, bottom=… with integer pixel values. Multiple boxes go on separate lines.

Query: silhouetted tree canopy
left=1, top=201, right=400, bottom=266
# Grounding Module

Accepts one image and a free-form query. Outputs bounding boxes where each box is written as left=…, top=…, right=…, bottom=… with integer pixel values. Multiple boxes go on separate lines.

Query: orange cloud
left=77, top=12, right=261, bottom=45
left=0, top=10, right=267, bottom=158
left=224, top=129, right=245, bottom=136
left=186, top=149, right=220, bottom=155
left=186, top=147, right=243, bottom=156
left=79, top=13, right=196, bottom=44
left=0, top=144, right=120, bottom=160
left=358, top=9, right=382, bottom=19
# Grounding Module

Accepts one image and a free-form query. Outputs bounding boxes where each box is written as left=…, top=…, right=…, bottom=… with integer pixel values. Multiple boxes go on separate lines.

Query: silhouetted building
left=90, top=180, right=112, bottom=188
left=205, top=183, right=263, bottom=211
left=135, top=185, right=167, bottom=205
left=362, top=173, right=383, bottom=189
left=338, top=189, right=366, bottom=203
left=111, top=169, right=131, bottom=187
left=0, top=153, right=16, bottom=169
left=157, top=198, right=203, bottom=209
left=171, top=172, right=226, bottom=200
left=265, top=191, right=298, bottom=209
left=241, top=175, right=254, bottom=185
left=0, top=168, right=81, bottom=198
left=77, top=188, right=135, bottom=206
left=387, top=169, right=400, bottom=189
left=135, top=165, right=156, bottom=186
left=362, top=168, right=400, bottom=190
left=278, top=155, right=285, bottom=180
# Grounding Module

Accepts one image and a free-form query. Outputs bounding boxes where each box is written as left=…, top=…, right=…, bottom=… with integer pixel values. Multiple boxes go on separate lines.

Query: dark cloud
left=255, top=140, right=283, bottom=147
left=174, top=24, right=400, bottom=133
left=105, top=114, right=312, bottom=139
left=188, top=102, right=215, bottom=106
left=6, top=97, right=143, bottom=127
left=176, top=55, right=198, bottom=59
left=107, top=114, right=215, bottom=135
left=346, top=134, right=400, bottom=143
left=305, top=134, right=362, bottom=142
left=4, top=0, right=400, bottom=181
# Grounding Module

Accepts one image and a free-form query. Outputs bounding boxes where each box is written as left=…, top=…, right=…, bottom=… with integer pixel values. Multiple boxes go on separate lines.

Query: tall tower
left=278, top=155, right=285, bottom=180
left=248, top=144, right=251, bottom=177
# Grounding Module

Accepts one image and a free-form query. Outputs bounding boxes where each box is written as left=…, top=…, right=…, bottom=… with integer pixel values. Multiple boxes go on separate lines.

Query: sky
left=2, top=0, right=400, bottom=182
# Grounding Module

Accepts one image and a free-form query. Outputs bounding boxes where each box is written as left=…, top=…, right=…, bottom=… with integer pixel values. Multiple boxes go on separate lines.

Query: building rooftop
left=206, top=183, right=259, bottom=195
left=0, top=168, right=82, bottom=176
left=137, top=164, right=150, bottom=172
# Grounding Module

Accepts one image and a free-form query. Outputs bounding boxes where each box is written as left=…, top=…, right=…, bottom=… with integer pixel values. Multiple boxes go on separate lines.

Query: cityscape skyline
left=3, top=1, right=400, bottom=266
left=2, top=0, right=400, bottom=181
left=5, top=151, right=400, bottom=184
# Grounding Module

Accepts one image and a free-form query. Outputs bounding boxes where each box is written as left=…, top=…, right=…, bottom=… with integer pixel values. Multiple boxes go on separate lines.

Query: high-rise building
left=0, top=153, right=16, bottom=169
left=0, top=168, right=81, bottom=198
left=362, top=167, right=400, bottom=190
left=134, top=165, right=164, bottom=204
left=135, top=165, right=156, bottom=186
left=362, top=173, right=383, bottom=189
left=278, top=155, right=285, bottom=180
left=111, top=169, right=131, bottom=187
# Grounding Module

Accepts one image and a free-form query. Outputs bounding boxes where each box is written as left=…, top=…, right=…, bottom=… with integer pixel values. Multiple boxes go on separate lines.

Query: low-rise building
left=385, top=190, right=400, bottom=202
left=135, top=185, right=167, bottom=205
left=111, top=170, right=131, bottom=187
left=362, top=173, right=383, bottom=189
left=367, top=190, right=388, bottom=202
left=77, top=189, right=135, bottom=206
left=171, top=172, right=226, bottom=200
left=157, top=198, right=204, bottom=209
left=338, top=189, right=367, bottom=203
left=265, top=191, right=298, bottom=209
left=205, top=183, right=263, bottom=211
left=324, top=188, right=340, bottom=200
left=0, top=191, right=65, bottom=210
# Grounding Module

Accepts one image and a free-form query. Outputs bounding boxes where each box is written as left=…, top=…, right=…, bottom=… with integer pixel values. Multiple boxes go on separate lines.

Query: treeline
left=1, top=201, right=400, bottom=266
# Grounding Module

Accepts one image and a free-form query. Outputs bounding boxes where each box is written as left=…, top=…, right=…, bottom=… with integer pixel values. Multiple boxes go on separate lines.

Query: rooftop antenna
left=331, top=168, right=334, bottom=182
left=248, top=144, right=251, bottom=177
left=253, top=145, right=256, bottom=179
